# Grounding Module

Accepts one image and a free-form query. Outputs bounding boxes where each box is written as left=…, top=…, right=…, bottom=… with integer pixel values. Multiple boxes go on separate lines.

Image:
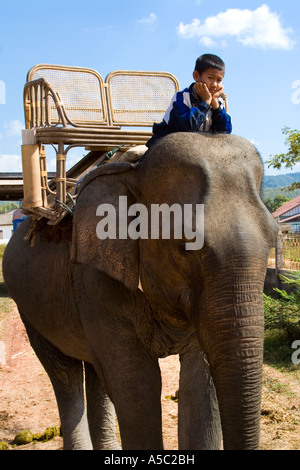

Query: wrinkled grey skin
left=3, top=133, right=278, bottom=450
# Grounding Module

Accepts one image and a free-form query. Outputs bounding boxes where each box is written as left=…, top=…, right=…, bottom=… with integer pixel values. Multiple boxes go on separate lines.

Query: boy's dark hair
left=195, top=54, right=225, bottom=75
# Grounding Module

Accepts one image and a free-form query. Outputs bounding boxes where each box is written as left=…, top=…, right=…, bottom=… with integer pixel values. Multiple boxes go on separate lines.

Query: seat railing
left=21, top=64, right=181, bottom=224
left=24, top=78, right=68, bottom=128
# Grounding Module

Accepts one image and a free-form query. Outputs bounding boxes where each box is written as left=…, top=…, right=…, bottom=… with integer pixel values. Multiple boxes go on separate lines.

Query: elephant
left=3, top=132, right=278, bottom=450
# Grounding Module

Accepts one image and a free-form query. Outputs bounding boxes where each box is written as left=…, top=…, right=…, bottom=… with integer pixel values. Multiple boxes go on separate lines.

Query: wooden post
left=40, top=146, right=48, bottom=207
left=21, top=143, right=43, bottom=209
left=56, top=143, right=66, bottom=204
left=275, top=230, right=284, bottom=271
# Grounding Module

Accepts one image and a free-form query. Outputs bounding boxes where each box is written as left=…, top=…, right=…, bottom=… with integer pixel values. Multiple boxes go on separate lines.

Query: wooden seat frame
left=21, top=64, right=180, bottom=224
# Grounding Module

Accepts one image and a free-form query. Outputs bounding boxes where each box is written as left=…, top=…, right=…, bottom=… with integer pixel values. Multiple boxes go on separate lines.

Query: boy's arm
left=211, top=105, right=232, bottom=134
left=167, top=90, right=210, bottom=132
left=210, top=87, right=232, bottom=134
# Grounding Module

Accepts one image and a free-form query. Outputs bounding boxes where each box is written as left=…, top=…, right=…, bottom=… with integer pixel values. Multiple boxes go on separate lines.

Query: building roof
left=272, top=195, right=300, bottom=218
left=278, top=213, right=300, bottom=223
left=0, top=213, right=13, bottom=226
left=0, top=172, right=55, bottom=201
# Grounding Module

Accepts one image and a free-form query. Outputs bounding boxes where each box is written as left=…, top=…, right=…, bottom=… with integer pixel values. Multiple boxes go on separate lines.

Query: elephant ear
left=71, top=163, right=140, bottom=290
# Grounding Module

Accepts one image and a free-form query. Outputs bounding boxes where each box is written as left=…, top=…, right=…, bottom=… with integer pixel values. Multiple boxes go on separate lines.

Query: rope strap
left=55, top=192, right=76, bottom=215
left=97, top=144, right=124, bottom=166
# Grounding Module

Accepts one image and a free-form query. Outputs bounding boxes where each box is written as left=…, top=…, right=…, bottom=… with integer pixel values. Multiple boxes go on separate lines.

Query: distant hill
left=262, top=172, right=300, bottom=201
left=263, top=172, right=300, bottom=189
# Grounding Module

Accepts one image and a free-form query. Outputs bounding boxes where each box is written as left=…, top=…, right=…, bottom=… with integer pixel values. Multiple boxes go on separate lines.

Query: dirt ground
left=0, top=304, right=299, bottom=450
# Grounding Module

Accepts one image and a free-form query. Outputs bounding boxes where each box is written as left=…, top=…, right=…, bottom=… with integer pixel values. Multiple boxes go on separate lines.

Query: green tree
left=264, top=194, right=292, bottom=213
left=267, top=127, right=300, bottom=183
left=0, top=202, right=19, bottom=214
left=264, top=271, right=300, bottom=339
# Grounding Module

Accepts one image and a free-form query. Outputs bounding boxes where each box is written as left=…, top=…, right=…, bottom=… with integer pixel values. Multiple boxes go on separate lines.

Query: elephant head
left=71, top=133, right=278, bottom=449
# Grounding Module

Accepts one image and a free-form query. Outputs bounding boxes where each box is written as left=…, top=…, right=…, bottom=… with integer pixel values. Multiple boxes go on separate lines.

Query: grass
left=261, top=275, right=300, bottom=448
left=264, top=329, right=299, bottom=366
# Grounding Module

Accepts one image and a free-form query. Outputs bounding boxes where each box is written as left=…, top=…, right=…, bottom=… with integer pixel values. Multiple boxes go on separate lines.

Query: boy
left=110, top=54, right=231, bottom=163
left=146, top=53, right=232, bottom=149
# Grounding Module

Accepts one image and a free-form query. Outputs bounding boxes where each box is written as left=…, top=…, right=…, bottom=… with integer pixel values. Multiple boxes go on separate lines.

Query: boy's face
left=193, top=68, right=224, bottom=95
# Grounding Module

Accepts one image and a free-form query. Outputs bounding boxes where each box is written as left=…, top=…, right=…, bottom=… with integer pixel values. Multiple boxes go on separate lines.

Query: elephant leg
left=106, top=352, right=163, bottom=450
left=84, top=362, right=121, bottom=450
left=85, top=326, right=163, bottom=450
left=178, top=346, right=222, bottom=450
left=21, top=315, right=92, bottom=450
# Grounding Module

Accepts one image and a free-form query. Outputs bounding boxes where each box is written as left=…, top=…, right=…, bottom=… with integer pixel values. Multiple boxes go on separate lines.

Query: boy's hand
left=211, top=85, right=224, bottom=110
left=194, top=82, right=212, bottom=105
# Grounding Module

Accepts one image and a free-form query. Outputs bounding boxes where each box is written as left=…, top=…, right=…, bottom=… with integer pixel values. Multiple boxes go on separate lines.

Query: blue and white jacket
left=146, top=83, right=232, bottom=148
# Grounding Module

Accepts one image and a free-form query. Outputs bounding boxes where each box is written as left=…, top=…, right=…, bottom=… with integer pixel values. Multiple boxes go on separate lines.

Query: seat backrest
left=27, top=64, right=107, bottom=126
left=26, top=65, right=180, bottom=128
left=105, top=70, right=180, bottom=127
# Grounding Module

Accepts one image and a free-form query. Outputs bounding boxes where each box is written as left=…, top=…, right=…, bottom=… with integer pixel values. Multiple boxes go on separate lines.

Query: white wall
left=0, top=224, right=13, bottom=243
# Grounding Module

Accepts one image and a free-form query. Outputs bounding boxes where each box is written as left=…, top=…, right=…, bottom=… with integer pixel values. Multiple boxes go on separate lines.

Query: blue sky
left=0, top=0, right=300, bottom=175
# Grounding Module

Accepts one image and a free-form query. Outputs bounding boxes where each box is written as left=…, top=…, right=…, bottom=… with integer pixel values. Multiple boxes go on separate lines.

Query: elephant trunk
left=197, top=267, right=266, bottom=450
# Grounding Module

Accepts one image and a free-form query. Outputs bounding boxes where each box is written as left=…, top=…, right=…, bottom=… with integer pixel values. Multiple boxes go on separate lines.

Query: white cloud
left=4, top=119, right=24, bottom=137
left=0, top=154, right=22, bottom=172
left=177, top=4, right=295, bottom=50
left=138, top=13, right=157, bottom=24
left=199, top=36, right=215, bottom=47
left=0, top=147, right=83, bottom=173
